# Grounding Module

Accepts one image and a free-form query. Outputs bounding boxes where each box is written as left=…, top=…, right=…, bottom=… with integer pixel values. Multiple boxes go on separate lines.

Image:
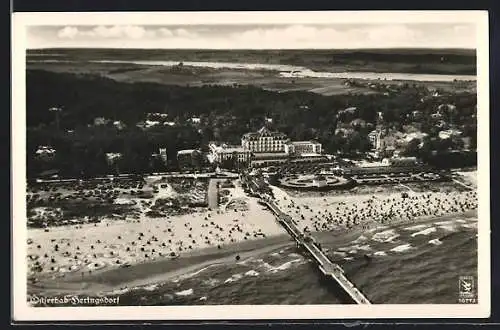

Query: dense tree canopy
left=26, top=70, right=477, bottom=178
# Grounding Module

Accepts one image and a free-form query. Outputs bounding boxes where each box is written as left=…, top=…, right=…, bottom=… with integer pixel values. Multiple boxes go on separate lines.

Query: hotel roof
left=242, top=126, right=287, bottom=140
left=177, top=149, right=197, bottom=155
left=291, top=140, right=321, bottom=145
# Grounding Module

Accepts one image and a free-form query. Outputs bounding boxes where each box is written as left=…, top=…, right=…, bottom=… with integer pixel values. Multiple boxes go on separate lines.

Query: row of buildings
left=207, top=126, right=323, bottom=169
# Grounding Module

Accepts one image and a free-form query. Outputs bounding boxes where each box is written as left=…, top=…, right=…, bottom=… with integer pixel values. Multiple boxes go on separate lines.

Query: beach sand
left=27, top=177, right=478, bottom=297
left=269, top=184, right=478, bottom=234
left=27, top=179, right=286, bottom=283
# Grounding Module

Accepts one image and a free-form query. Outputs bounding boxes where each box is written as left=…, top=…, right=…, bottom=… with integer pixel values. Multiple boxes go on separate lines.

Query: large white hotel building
left=210, top=126, right=323, bottom=168
left=241, top=127, right=288, bottom=153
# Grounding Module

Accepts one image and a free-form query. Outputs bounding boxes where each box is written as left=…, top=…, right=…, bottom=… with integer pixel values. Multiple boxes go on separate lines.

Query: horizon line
left=27, top=47, right=477, bottom=51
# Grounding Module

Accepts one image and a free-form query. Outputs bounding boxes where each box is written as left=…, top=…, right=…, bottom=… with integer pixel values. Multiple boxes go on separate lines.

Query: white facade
left=241, top=127, right=288, bottom=153
left=159, top=148, right=168, bottom=164
left=35, top=146, right=56, bottom=160
left=209, top=143, right=251, bottom=165
left=106, top=152, right=122, bottom=165
left=439, top=129, right=462, bottom=140
left=368, top=130, right=384, bottom=150
left=285, top=141, right=322, bottom=156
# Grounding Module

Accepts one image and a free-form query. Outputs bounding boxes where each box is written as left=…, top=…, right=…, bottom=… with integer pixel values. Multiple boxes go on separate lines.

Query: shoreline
left=28, top=234, right=294, bottom=295
left=28, top=209, right=477, bottom=296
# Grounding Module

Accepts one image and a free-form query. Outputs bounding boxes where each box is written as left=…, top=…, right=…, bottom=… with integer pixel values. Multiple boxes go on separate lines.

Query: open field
left=26, top=61, right=476, bottom=96
left=27, top=47, right=477, bottom=96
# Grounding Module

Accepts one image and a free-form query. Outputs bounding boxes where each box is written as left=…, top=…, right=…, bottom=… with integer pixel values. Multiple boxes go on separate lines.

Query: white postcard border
left=11, top=10, right=490, bottom=321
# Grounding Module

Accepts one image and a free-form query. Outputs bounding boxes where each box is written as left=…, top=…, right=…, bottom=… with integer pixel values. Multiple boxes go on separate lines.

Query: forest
left=26, top=69, right=477, bottom=178
left=27, top=48, right=477, bottom=75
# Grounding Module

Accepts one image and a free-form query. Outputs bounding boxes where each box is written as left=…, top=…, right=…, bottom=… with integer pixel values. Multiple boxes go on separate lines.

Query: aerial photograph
left=23, top=20, right=479, bottom=306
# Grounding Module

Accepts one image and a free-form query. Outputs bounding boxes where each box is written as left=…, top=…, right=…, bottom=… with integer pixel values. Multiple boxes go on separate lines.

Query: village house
left=35, top=146, right=56, bottom=161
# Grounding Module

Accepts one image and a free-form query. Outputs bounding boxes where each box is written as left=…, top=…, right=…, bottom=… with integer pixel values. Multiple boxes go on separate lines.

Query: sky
left=26, top=23, right=477, bottom=49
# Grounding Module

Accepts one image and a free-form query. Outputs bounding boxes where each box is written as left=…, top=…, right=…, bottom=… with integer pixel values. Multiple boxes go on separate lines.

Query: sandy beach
left=27, top=173, right=478, bottom=297
left=270, top=183, right=477, bottom=234
left=27, top=179, right=286, bottom=283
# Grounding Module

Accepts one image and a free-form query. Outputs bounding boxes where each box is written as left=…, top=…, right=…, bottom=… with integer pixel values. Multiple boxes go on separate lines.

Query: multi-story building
left=285, top=141, right=322, bottom=156
left=241, top=126, right=288, bottom=153
left=368, top=129, right=384, bottom=150
left=159, top=148, right=168, bottom=165
left=209, top=143, right=251, bottom=167
left=177, top=149, right=202, bottom=168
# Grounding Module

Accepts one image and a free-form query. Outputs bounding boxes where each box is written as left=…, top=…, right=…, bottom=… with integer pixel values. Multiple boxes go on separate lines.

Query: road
left=207, top=179, right=220, bottom=209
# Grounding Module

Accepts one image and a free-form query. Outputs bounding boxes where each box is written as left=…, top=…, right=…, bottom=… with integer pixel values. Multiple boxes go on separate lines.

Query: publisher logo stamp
left=458, top=275, right=477, bottom=304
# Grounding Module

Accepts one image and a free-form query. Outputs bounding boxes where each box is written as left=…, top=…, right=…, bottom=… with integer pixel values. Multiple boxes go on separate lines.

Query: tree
left=401, top=139, right=420, bottom=157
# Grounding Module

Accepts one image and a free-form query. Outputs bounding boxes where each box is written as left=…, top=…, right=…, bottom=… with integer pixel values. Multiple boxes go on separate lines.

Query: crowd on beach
left=26, top=175, right=478, bottom=282
left=273, top=189, right=478, bottom=233
left=26, top=179, right=277, bottom=280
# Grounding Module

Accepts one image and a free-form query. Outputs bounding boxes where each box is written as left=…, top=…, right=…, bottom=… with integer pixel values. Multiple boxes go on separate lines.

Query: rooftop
left=298, top=153, right=323, bottom=157
left=290, top=141, right=321, bottom=145
left=242, top=126, right=288, bottom=140
left=177, top=149, right=197, bottom=155
left=219, top=146, right=247, bottom=153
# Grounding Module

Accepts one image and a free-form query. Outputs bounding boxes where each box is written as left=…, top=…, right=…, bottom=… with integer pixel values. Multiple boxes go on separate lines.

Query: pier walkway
left=246, top=175, right=371, bottom=304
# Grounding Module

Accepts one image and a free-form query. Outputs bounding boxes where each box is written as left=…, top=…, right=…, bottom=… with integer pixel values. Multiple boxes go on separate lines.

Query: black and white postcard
left=11, top=10, right=490, bottom=321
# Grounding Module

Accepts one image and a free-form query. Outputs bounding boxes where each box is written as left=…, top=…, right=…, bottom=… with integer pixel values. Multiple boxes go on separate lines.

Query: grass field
left=26, top=61, right=476, bottom=96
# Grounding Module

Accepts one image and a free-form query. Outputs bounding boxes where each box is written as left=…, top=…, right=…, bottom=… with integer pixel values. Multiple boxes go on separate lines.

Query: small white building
left=368, top=130, right=384, bottom=150
left=285, top=141, right=322, bottom=156
left=94, top=117, right=109, bottom=126
left=144, top=120, right=160, bottom=128
left=159, top=148, right=168, bottom=164
left=106, top=152, right=122, bottom=165
left=439, top=129, right=462, bottom=140
left=209, top=143, right=251, bottom=166
left=35, top=146, right=56, bottom=160
left=113, top=121, right=126, bottom=130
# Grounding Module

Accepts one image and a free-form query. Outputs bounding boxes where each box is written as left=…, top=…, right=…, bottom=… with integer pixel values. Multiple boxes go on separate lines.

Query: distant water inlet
left=91, top=60, right=476, bottom=82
